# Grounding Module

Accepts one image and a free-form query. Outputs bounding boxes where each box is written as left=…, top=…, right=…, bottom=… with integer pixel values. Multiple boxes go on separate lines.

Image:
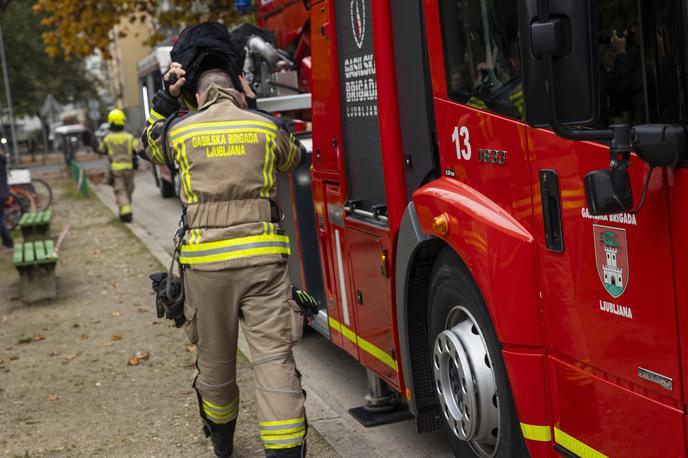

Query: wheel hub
left=432, top=307, right=500, bottom=457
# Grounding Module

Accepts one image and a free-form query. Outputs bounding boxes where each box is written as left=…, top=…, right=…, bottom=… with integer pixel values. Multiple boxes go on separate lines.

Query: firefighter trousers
left=183, top=261, right=307, bottom=452
left=112, top=170, right=134, bottom=215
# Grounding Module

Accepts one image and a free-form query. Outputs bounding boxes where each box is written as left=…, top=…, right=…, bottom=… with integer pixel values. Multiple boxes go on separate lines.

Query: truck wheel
left=428, top=248, right=526, bottom=458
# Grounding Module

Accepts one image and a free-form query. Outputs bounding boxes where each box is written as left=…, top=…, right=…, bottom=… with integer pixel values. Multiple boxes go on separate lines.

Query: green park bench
left=18, top=210, right=53, bottom=242
left=13, top=240, right=59, bottom=303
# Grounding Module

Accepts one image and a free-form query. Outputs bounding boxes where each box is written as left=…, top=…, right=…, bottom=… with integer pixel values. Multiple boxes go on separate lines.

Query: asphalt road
left=94, top=163, right=454, bottom=458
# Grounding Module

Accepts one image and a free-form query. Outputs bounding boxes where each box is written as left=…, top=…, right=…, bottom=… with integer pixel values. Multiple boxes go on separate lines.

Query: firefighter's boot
left=203, top=419, right=236, bottom=457
left=265, top=443, right=306, bottom=458
left=120, top=212, right=133, bottom=223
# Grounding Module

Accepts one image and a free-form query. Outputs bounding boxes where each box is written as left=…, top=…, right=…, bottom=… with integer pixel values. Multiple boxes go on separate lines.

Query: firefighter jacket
left=138, top=83, right=303, bottom=271
left=99, top=129, right=139, bottom=171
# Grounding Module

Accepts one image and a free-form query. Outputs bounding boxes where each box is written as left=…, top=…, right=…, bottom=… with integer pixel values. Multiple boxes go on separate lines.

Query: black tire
left=30, top=178, right=53, bottom=211
left=428, top=248, right=526, bottom=458
left=4, top=191, right=26, bottom=231
left=160, top=175, right=175, bottom=198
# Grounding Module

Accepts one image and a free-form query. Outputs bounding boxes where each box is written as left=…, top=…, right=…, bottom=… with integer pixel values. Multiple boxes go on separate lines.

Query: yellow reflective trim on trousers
left=260, top=430, right=305, bottom=441
left=119, top=205, right=132, bottom=215
left=259, top=417, right=305, bottom=427
left=328, top=317, right=398, bottom=371
left=169, top=120, right=277, bottom=137
left=264, top=441, right=304, bottom=450
left=554, top=428, right=608, bottom=458
left=520, top=423, right=551, bottom=442
left=261, top=425, right=305, bottom=436
left=111, top=162, right=133, bottom=171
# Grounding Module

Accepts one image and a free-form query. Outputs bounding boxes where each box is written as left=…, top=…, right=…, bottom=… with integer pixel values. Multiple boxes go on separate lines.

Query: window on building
left=438, top=0, right=523, bottom=120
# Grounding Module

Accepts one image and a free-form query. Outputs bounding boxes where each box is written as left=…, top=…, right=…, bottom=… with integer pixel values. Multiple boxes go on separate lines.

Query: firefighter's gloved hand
left=291, top=287, right=320, bottom=321
left=149, top=272, right=186, bottom=328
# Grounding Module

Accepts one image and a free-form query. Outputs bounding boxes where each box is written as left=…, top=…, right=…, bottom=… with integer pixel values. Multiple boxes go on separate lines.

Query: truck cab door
left=526, top=1, right=685, bottom=455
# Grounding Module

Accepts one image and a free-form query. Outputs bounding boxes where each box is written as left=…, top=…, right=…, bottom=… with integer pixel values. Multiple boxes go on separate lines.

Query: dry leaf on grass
left=128, top=356, right=140, bottom=366
left=111, top=335, right=122, bottom=341
left=111, top=311, right=121, bottom=317
left=103, top=342, right=113, bottom=347
left=137, top=308, right=146, bottom=314
left=47, top=394, right=60, bottom=401
left=186, top=345, right=196, bottom=353
left=32, top=335, right=46, bottom=341
left=80, top=334, right=89, bottom=340
left=62, top=354, right=77, bottom=364
left=9, top=356, right=19, bottom=361
left=135, top=351, right=150, bottom=360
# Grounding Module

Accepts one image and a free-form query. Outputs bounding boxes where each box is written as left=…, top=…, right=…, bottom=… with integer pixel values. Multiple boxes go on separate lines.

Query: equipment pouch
left=287, top=299, right=304, bottom=345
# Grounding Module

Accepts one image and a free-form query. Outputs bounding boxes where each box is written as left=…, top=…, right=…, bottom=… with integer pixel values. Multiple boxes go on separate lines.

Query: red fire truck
left=247, top=0, right=688, bottom=456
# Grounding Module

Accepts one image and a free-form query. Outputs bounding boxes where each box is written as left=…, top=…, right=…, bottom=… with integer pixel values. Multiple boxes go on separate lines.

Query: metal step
left=256, top=93, right=312, bottom=112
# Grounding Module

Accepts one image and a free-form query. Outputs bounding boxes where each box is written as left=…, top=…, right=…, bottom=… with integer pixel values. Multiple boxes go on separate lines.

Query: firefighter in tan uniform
left=139, top=63, right=307, bottom=458
left=99, top=109, right=138, bottom=222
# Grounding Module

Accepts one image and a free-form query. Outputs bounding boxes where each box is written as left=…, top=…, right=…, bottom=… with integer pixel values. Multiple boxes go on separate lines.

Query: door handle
left=539, top=169, right=564, bottom=252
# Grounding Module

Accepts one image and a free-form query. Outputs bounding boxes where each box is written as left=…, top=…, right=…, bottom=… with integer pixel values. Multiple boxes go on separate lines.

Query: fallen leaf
left=128, top=356, right=140, bottom=366
left=149, top=321, right=159, bottom=325
left=32, top=335, right=46, bottom=341
left=9, top=356, right=18, bottom=361
left=111, top=311, right=121, bottom=317
left=111, top=335, right=122, bottom=341
left=48, top=352, right=58, bottom=357
left=186, top=345, right=196, bottom=353
left=137, top=308, right=146, bottom=314
left=103, top=342, right=113, bottom=347
left=80, top=334, right=89, bottom=340
left=47, top=394, right=60, bottom=401
left=135, top=351, right=150, bottom=361
left=18, top=337, right=32, bottom=344
left=62, top=354, right=77, bottom=364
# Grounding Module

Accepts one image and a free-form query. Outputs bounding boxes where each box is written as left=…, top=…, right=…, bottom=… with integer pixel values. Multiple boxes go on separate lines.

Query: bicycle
left=11, top=177, right=53, bottom=212
left=8, top=169, right=53, bottom=212
left=3, top=191, right=26, bottom=231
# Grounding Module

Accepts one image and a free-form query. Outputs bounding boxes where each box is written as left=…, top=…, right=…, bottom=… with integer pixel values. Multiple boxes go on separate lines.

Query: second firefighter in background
left=99, top=108, right=138, bottom=222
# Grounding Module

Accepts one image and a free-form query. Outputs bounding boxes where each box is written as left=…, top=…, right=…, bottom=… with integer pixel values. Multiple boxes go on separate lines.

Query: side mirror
left=520, top=0, right=600, bottom=127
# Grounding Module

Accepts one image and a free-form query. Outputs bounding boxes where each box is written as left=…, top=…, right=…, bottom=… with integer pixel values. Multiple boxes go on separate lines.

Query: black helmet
left=170, top=21, right=246, bottom=102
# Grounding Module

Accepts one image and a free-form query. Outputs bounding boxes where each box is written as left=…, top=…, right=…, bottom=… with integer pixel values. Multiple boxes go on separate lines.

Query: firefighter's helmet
left=107, top=109, right=126, bottom=126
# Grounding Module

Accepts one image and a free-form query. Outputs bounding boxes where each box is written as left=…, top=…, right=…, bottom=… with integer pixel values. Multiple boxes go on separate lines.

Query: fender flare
left=395, top=178, right=545, bottom=423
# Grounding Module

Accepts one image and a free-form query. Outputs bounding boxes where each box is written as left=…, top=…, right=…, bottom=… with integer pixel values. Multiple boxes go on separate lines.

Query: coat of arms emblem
left=593, top=225, right=629, bottom=298
left=350, top=0, right=366, bottom=49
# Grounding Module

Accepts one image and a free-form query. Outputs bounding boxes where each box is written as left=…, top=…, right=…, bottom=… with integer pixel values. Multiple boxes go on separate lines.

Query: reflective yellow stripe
left=111, top=162, right=133, bottom=171
left=169, top=120, right=277, bottom=137
left=175, top=142, right=196, bottom=203
left=146, top=125, right=164, bottom=163
left=264, top=442, right=305, bottom=450
left=520, top=423, right=551, bottom=442
left=119, top=205, right=132, bottom=215
left=260, top=431, right=305, bottom=441
left=261, top=425, right=305, bottom=436
left=261, top=135, right=271, bottom=198
left=179, top=234, right=290, bottom=265
left=328, top=317, right=397, bottom=371
left=554, top=428, right=609, bottom=458
left=181, top=234, right=289, bottom=252
left=466, top=96, right=487, bottom=109
left=148, top=108, right=164, bottom=124
left=259, top=417, right=305, bottom=427
left=278, top=134, right=297, bottom=172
